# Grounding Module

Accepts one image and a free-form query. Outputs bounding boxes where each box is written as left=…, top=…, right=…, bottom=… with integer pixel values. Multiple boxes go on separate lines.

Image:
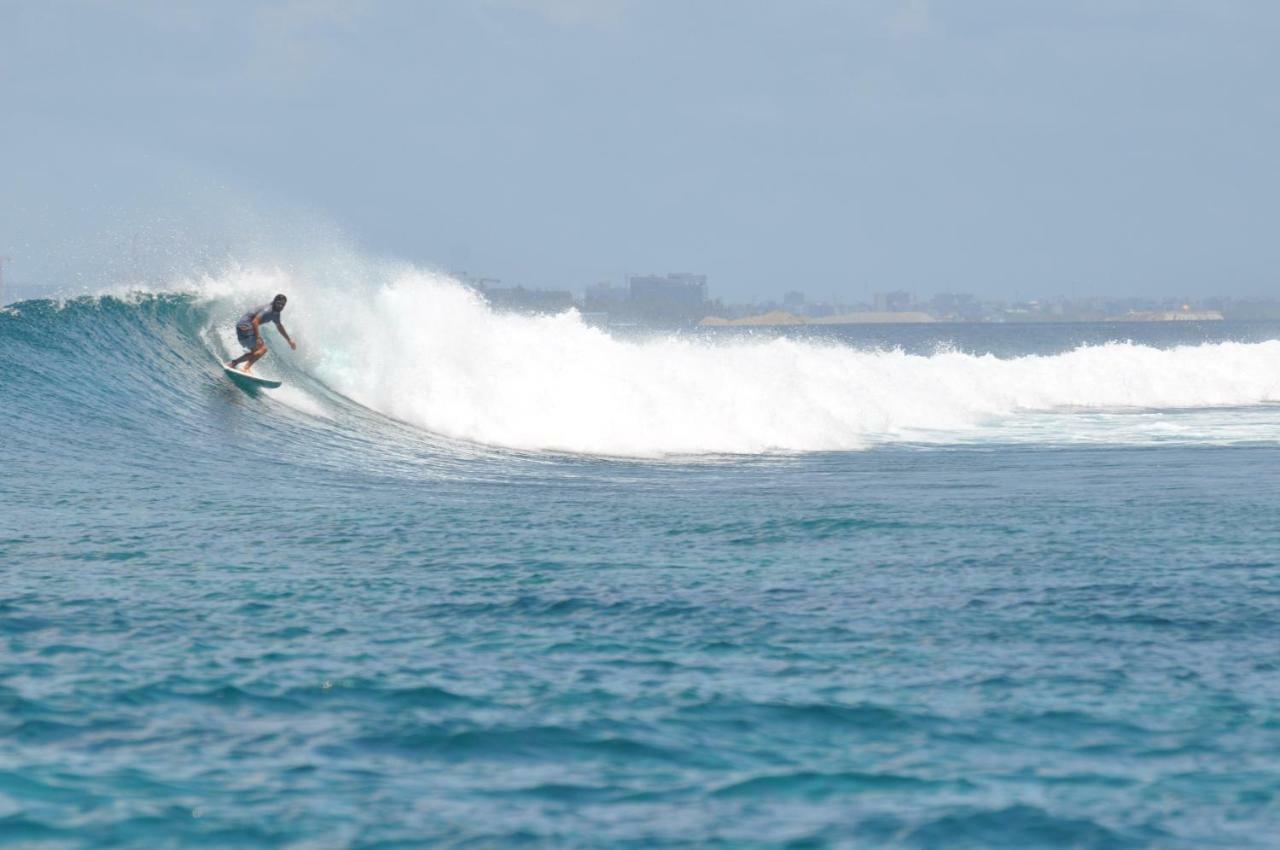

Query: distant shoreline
left=699, top=309, right=1225, bottom=327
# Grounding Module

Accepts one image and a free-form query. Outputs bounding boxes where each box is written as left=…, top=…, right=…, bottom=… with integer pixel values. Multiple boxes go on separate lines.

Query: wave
left=3, top=265, right=1280, bottom=457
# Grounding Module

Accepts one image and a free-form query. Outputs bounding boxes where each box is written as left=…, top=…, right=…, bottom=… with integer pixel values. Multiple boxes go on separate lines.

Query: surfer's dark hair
left=273, top=293, right=287, bottom=306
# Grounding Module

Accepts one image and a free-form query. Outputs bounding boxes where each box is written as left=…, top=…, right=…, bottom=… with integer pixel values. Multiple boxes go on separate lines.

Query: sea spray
left=20, top=266, right=1280, bottom=456
left=183, top=266, right=1280, bottom=456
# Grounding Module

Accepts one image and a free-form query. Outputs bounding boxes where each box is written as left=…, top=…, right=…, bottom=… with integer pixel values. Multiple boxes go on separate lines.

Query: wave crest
left=8, top=266, right=1280, bottom=456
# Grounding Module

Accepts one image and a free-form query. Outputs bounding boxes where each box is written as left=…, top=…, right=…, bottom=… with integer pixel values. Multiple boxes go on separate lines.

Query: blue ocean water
left=3, top=285, right=1280, bottom=849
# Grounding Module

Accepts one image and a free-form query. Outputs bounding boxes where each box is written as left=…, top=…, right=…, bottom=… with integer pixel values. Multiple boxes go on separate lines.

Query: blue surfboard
left=221, top=363, right=282, bottom=389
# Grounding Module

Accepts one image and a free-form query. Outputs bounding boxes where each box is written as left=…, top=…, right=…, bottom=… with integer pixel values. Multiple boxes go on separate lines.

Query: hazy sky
left=3, top=0, right=1278, bottom=302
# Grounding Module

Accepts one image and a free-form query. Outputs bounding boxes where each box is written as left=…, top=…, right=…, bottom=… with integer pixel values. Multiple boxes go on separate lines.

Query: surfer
left=227, top=294, right=296, bottom=373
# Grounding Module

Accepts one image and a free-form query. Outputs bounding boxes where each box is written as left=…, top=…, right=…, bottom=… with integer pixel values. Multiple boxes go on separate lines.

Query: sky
left=2, top=0, right=1278, bottom=303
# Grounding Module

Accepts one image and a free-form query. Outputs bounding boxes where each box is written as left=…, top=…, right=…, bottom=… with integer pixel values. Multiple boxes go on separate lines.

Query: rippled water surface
left=4, top=295, right=1280, bottom=848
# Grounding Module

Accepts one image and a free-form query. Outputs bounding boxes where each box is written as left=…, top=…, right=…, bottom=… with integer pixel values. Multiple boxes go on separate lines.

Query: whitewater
left=65, top=264, right=1280, bottom=456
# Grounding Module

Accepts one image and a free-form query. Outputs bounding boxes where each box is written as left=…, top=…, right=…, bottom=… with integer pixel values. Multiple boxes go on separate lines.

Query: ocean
left=3, top=267, right=1280, bottom=849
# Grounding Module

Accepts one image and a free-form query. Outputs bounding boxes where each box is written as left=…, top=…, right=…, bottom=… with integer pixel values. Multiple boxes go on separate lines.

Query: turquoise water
left=4, top=290, right=1280, bottom=848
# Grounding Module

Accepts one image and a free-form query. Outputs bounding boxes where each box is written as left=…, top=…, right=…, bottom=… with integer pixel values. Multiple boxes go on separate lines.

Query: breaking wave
left=5, top=264, right=1280, bottom=457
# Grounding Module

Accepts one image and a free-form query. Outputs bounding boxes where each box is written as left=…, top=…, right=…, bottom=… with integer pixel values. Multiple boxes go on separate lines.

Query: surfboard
left=221, top=364, right=282, bottom=389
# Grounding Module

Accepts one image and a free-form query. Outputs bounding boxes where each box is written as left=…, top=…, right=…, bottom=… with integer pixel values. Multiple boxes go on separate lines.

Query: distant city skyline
left=3, top=1, right=1279, bottom=302
left=458, top=271, right=1280, bottom=327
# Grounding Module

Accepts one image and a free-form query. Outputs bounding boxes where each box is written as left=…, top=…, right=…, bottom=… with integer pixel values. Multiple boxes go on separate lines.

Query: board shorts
left=236, top=322, right=260, bottom=352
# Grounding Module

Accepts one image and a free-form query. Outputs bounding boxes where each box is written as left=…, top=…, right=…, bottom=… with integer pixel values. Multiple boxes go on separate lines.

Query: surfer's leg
left=242, top=344, right=268, bottom=373
left=229, top=348, right=257, bottom=369
left=231, top=325, right=258, bottom=368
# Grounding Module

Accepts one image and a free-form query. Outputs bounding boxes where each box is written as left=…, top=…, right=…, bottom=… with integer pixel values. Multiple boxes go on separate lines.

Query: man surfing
left=227, top=293, right=297, bottom=373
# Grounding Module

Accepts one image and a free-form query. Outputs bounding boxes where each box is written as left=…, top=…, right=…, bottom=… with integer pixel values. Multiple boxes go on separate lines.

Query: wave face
left=4, top=266, right=1280, bottom=457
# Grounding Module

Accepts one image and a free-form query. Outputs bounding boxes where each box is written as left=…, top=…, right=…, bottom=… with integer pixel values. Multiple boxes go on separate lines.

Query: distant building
left=628, top=273, right=708, bottom=305
left=928, top=292, right=984, bottom=321
left=584, top=282, right=628, bottom=312
left=624, top=273, right=711, bottom=323
left=872, top=290, right=913, bottom=312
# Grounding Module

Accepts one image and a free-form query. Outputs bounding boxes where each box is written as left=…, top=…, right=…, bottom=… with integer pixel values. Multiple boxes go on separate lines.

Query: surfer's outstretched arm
left=275, top=320, right=297, bottom=350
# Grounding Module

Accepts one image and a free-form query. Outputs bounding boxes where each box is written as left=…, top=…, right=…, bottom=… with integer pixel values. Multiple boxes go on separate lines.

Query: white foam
left=183, top=266, right=1280, bottom=456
